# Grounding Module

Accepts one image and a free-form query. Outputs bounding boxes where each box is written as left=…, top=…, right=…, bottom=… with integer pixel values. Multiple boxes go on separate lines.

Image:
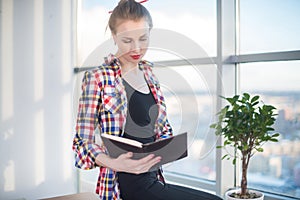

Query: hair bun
left=118, top=0, right=126, bottom=5
left=109, top=0, right=152, bottom=34
left=118, top=0, right=135, bottom=6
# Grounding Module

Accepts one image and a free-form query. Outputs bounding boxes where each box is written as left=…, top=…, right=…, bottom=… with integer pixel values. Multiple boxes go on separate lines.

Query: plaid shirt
left=72, top=54, right=173, bottom=199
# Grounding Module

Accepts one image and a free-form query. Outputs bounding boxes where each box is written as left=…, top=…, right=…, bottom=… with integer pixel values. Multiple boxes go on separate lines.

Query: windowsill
left=164, top=171, right=299, bottom=200
left=163, top=171, right=216, bottom=194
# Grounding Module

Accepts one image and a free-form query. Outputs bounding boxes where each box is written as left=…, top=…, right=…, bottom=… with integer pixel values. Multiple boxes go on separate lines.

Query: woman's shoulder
left=85, top=64, right=118, bottom=76
left=140, top=60, right=154, bottom=68
left=139, top=60, right=154, bottom=73
left=82, top=64, right=118, bottom=86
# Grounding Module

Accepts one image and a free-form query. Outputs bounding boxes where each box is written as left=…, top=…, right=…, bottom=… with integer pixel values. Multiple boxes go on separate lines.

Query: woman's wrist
left=95, top=153, right=117, bottom=170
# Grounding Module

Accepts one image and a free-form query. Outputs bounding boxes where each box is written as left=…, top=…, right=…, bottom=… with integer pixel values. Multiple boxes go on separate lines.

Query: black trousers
left=117, top=171, right=223, bottom=200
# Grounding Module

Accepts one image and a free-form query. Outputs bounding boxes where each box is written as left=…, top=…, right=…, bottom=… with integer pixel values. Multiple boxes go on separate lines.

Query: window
left=77, top=0, right=115, bottom=66
left=153, top=64, right=217, bottom=181
left=238, top=1, right=300, bottom=198
left=146, top=0, right=216, bottom=59
left=240, top=0, right=300, bottom=54
left=240, top=61, right=300, bottom=198
left=75, top=0, right=300, bottom=199
left=77, top=0, right=216, bottom=65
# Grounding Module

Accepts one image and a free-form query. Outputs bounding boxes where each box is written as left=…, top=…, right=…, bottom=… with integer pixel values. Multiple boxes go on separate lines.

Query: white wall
left=0, top=0, right=77, bottom=199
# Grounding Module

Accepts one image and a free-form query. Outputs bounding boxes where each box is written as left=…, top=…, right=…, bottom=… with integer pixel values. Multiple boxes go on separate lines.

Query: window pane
left=78, top=0, right=216, bottom=66
left=240, top=61, right=300, bottom=198
left=77, top=0, right=115, bottom=66
left=153, top=64, right=218, bottom=181
left=147, top=0, right=216, bottom=59
left=240, top=0, right=300, bottom=54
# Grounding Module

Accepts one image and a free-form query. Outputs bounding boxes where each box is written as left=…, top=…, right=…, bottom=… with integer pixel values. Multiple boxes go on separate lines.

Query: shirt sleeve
left=155, top=79, right=173, bottom=139
left=72, top=70, right=105, bottom=170
left=160, top=117, right=173, bottom=138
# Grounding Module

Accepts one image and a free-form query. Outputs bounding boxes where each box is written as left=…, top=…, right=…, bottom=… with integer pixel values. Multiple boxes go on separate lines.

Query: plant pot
left=225, top=189, right=264, bottom=200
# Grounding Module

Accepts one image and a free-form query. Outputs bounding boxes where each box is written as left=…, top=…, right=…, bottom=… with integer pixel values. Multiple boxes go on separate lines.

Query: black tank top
left=122, top=79, right=158, bottom=143
left=117, top=79, right=159, bottom=195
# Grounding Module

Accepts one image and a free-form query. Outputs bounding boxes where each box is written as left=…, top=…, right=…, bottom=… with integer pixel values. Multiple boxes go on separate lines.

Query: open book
left=101, top=132, right=188, bottom=171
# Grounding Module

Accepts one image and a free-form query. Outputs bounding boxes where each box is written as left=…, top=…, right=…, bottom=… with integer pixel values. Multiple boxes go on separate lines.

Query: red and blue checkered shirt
left=72, top=54, right=173, bottom=199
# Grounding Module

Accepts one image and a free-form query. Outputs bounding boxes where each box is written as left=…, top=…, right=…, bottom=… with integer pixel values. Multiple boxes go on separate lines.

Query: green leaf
left=243, top=144, right=249, bottom=150
left=270, top=138, right=278, bottom=142
left=210, top=124, right=217, bottom=129
left=243, top=93, right=250, bottom=100
left=232, top=158, right=237, bottom=165
left=222, top=155, right=228, bottom=160
left=272, top=133, right=280, bottom=137
left=226, top=97, right=235, bottom=105
left=224, top=140, right=231, bottom=146
left=257, top=147, right=264, bottom=152
left=266, top=127, right=275, bottom=131
left=251, top=95, right=260, bottom=103
left=252, top=101, right=259, bottom=107
left=219, top=95, right=226, bottom=100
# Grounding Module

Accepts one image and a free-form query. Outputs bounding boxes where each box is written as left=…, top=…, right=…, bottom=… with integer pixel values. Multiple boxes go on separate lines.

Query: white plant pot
left=225, top=189, right=264, bottom=200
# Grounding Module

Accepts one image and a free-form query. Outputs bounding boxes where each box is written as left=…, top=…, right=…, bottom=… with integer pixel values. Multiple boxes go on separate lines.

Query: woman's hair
left=108, top=0, right=153, bottom=34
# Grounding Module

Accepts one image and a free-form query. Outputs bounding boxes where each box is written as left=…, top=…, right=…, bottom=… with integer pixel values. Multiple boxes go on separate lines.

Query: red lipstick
left=130, top=55, right=141, bottom=60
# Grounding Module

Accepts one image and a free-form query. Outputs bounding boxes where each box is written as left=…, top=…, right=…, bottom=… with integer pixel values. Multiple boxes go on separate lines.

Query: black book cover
left=101, top=132, right=188, bottom=171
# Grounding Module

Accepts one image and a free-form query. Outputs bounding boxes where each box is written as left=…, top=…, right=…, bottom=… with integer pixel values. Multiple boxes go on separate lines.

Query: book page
left=101, top=134, right=143, bottom=148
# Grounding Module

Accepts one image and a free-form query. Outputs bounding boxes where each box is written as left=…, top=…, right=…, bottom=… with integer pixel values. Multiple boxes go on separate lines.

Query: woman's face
left=113, top=18, right=150, bottom=66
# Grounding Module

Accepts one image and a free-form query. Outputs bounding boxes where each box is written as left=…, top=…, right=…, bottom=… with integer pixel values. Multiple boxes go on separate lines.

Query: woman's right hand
left=96, top=152, right=161, bottom=174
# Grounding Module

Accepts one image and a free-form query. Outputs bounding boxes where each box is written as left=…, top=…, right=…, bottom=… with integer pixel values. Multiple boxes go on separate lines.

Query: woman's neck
left=117, top=54, right=139, bottom=75
left=121, top=64, right=138, bottom=75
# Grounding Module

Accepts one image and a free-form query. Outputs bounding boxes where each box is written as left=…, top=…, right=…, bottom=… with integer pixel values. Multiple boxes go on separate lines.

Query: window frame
left=74, top=0, right=300, bottom=199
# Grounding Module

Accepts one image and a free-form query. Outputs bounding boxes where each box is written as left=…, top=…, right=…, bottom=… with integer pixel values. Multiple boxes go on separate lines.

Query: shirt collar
left=104, top=54, right=121, bottom=70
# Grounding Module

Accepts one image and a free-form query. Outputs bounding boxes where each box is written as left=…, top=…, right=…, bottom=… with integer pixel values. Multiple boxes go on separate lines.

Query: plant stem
left=241, top=154, right=248, bottom=196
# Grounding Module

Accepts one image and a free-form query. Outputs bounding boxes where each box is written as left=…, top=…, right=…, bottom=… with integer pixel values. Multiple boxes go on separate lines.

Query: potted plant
left=210, top=93, right=280, bottom=199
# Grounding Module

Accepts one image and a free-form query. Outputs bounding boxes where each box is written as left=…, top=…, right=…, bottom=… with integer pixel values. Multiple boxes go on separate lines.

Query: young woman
left=72, top=0, right=223, bottom=199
